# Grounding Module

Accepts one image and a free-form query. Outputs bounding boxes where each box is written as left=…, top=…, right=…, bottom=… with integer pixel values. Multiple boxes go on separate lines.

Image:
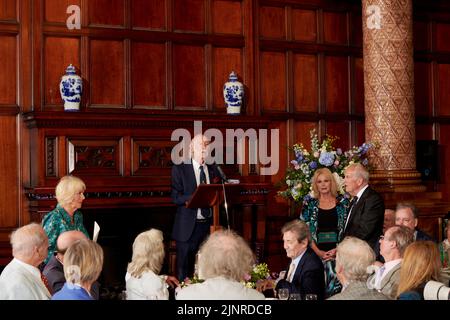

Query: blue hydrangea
left=309, top=161, right=317, bottom=169
left=319, top=151, right=335, bottom=167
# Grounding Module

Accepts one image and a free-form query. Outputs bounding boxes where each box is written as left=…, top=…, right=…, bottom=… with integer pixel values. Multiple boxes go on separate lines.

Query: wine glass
left=289, top=293, right=301, bottom=300
left=305, top=293, right=317, bottom=300
left=277, top=288, right=289, bottom=300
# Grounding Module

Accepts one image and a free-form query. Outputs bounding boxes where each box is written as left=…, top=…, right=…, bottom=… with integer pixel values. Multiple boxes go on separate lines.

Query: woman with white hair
left=125, top=229, right=179, bottom=300
left=42, top=175, right=90, bottom=264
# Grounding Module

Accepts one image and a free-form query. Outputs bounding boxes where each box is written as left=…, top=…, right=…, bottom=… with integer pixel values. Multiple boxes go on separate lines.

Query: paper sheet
left=93, top=221, right=100, bottom=242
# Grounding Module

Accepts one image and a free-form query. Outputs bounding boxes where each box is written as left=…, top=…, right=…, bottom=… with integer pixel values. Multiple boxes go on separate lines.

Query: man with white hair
left=343, top=163, right=385, bottom=250
left=327, top=237, right=388, bottom=300
left=0, top=223, right=51, bottom=299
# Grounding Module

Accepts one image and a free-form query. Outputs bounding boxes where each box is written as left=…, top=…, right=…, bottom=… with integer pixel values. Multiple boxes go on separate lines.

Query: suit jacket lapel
left=379, top=263, right=400, bottom=289
left=186, top=163, right=197, bottom=189
left=348, top=187, right=370, bottom=228
left=291, top=248, right=309, bottom=282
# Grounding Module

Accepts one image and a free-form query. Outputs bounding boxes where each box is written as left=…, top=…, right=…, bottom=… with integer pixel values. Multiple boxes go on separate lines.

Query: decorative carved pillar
left=362, top=0, right=425, bottom=192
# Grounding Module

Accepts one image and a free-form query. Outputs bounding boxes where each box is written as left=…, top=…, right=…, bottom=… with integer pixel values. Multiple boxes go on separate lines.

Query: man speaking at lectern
left=171, top=134, right=221, bottom=281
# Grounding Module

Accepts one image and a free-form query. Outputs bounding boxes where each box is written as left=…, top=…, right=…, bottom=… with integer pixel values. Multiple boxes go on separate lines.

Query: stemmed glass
left=305, top=294, right=318, bottom=300
left=277, top=288, right=289, bottom=300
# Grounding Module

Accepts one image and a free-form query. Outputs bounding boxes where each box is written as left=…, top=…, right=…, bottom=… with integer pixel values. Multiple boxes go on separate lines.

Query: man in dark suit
left=275, top=220, right=325, bottom=300
left=343, top=163, right=385, bottom=250
left=395, top=202, right=435, bottom=242
left=171, top=134, right=221, bottom=281
left=43, top=230, right=100, bottom=299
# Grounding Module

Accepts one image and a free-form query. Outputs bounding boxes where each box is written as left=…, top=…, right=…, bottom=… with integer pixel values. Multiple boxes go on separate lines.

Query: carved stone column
left=362, top=0, right=425, bottom=192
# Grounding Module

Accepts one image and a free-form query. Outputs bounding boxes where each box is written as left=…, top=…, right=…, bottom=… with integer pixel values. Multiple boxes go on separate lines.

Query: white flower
left=332, top=172, right=345, bottom=194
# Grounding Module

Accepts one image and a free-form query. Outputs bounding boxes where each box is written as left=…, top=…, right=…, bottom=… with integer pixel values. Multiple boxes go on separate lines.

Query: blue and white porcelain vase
left=59, top=64, right=82, bottom=112
left=223, top=71, right=244, bottom=115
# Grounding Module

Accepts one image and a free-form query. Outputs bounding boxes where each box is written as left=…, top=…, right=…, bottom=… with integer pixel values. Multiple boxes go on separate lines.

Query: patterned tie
left=286, top=262, right=296, bottom=283
left=41, top=272, right=52, bottom=295
left=378, top=265, right=386, bottom=278
left=199, top=166, right=211, bottom=218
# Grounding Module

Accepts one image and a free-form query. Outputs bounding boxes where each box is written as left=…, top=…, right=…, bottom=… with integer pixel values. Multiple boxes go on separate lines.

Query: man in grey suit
left=328, top=237, right=388, bottom=300
left=367, top=225, right=414, bottom=299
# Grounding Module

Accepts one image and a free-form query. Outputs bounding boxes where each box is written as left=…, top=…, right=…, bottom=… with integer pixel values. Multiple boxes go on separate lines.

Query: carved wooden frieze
left=68, top=138, right=122, bottom=175
left=45, top=137, right=57, bottom=177
left=132, top=139, right=174, bottom=176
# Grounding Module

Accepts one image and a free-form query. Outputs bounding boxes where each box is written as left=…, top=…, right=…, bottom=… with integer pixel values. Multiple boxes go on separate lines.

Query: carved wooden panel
left=45, top=0, right=80, bottom=24
left=325, top=55, right=349, bottom=113
left=293, top=54, right=317, bottom=112
left=324, top=11, right=348, bottom=45
left=0, top=116, right=18, bottom=228
left=212, top=0, right=242, bottom=35
left=294, top=121, right=318, bottom=149
left=212, top=47, right=243, bottom=110
left=260, top=51, right=286, bottom=111
left=90, top=40, right=125, bottom=108
left=68, top=138, right=122, bottom=176
left=0, top=0, right=16, bottom=21
left=326, top=121, right=350, bottom=150
left=44, top=37, right=80, bottom=107
left=132, top=140, right=174, bottom=176
left=437, top=63, right=450, bottom=116
left=131, top=0, right=166, bottom=30
left=292, top=9, right=317, bottom=42
left=132, top=42, right=166, bottom=108
left=413, top=21, right=428, bottom=51
left=355, top=57, right=364, bottom=115
left=414, top=62, right=432, bottom=117
left=435, top=23, right=450, bottom=52
left=173, top=45, right=205, bottom=109
left=0, top=35, right=16, bottom=105
left=259, top=6, right=285, bottom=39
left=89, top=0, right=124, bottom=26
left=45, top=137, right=57, bottom=177
left=173, top=0, right=205, bottom=32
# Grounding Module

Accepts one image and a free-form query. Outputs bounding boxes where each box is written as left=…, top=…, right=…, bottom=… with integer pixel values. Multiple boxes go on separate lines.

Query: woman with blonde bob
left=52, top=239, right=103, bottom=300
left=42, top=175, right=89, bottom=264
left=300, top=167, right=349, bottom=297
left=125, top=229, right=179, bottom=300
left=397, top=241, right=442, bottom=300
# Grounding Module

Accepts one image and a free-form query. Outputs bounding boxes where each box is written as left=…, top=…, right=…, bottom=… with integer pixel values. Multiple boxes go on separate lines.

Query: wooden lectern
left=186, top=183, right=240, bottom=233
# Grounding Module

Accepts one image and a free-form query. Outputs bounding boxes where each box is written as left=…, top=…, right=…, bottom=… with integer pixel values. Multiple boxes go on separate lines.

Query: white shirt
left=374, top=259, right=402, bottom=289
left=287, top=250, right=306, bottom=282
left=192, top=159, right=210, bottom=219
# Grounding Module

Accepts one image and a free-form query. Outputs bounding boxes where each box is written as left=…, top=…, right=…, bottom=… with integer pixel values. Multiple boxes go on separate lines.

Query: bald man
left=43, top=230, right=100, bottom=299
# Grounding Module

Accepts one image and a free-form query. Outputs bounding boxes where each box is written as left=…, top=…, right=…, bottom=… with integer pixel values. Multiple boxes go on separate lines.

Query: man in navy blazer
left=275, top=220, right=325, bottom=300
left=171, top=134, right=221, bottom=281
left=343, top=163, right=385, bottom=250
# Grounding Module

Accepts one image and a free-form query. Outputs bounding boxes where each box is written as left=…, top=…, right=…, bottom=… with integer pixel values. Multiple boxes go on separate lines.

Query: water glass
left=289, top=293, right=301, bottom=300
left=305, top=294, right=317, bottom=300
left=277, top=288, right=289, bottom=300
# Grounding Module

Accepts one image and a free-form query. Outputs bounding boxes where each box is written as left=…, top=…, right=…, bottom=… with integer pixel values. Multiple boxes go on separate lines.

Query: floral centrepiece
left=279, top=129, right=374, bottom=203
left=179, top=274, right=204, bottom=288
left=242, top=263, right=274, bottom=289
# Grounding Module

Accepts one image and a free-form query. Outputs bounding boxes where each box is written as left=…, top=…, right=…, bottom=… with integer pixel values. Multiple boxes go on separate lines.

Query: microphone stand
left=216, top=165, right=230, bottom=230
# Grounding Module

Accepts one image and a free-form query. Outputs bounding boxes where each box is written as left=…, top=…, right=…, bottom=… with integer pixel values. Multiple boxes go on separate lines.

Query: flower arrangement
left=279, top=129, right=374, bottom=203
left=242, top=263, right=274, bottom=289
left=179, top=274, right=204, bottom=288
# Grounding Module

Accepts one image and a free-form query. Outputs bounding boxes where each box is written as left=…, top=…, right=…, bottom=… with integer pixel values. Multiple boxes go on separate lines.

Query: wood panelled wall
left=1, top=0, right=450, bottom=268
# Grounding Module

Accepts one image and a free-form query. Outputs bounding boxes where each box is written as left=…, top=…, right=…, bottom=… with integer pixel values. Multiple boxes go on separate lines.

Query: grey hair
left=335, top=237, right=375, bottom=281
left=386, top=225, right=414, bottom=256
left=346, top=163, right=369, bottom=183
left=127, top=229, right=165, bottom=278
left=10, top=223, right=48, bottom=258
left=396, top=202, right=419, bottom=219
left=198, top=230, right=254, bottom=282
left=281, top=219, right=310, bottom=244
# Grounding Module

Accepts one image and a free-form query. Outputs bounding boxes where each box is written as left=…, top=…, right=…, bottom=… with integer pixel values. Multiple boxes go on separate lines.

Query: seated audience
left=42, top=175, right=90, bottom=265
left=43, top=230, right=100, bottom=299
left=52, top=239, right=103, bottom=300
left=275, top=219, right=325, bottom=300
left=328, top=237, right=388, bottom=300
left=367, top=225, right=414, bottom=299
left=125, top=229, right=179, bottom=300
left=395, top=202, right=434, bottom=241
left=439, top=219, right=450, bottom=268
left=176, top=229, right=265, bottom=300
left=397, top=241, right=442, bottom=300
left=0, top=223, right=51, bottom=300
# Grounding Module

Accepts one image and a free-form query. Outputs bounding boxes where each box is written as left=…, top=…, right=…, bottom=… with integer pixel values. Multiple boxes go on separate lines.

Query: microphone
left=216, top=164, right=227, bottom=182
